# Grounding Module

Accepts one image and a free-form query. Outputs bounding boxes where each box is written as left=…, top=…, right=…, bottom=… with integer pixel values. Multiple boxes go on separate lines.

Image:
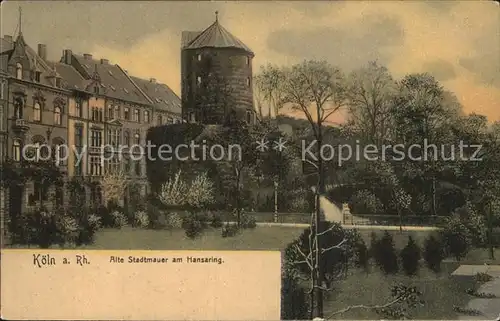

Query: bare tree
left=345, top=61, right=396, bottom=145
left=254, top=64, right=288, bottom=118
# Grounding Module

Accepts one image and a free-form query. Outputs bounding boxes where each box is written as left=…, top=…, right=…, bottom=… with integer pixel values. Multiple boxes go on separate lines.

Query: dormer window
left=16, top=63, right=22, bottom=79
left=55, top=78, right=61, bottom=88
left=94, top=86, right=99, bottom=94
left=35, top=71, right=41, bottom=82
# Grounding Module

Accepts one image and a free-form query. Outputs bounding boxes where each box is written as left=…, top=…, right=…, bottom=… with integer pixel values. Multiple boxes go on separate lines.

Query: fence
left=346, top=214, right=447, bottom=227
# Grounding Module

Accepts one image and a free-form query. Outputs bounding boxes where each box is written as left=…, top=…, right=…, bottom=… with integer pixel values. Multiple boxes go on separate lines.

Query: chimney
left=83, top=53, right=93, bottom=60
left=4, top=35, right=13, bottom=43
left=38, top=44, right=47, bottom=60
left=150, top=78, right=156, bottom=84
left=62, top=49, right=72, bottom=65
left=100, top=58, right=109, bottom=65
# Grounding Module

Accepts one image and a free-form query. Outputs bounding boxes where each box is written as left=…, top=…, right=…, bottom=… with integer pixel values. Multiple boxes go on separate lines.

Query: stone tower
left=181, top=12, right=255, bottom=125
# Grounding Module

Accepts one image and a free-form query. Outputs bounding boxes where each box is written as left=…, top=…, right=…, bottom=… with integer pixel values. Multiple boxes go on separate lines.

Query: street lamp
left=274, top=180, right=278, bottom=223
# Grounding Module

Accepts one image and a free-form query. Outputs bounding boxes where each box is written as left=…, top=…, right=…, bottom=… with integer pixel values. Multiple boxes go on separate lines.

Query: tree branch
left=326, top=296, right=404, bottom=318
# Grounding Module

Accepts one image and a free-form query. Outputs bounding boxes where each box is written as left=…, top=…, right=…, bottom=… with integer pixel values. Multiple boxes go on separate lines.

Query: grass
left=81, top=226, right=305, bottom=251
left=323, top=262, right=476, bottom=320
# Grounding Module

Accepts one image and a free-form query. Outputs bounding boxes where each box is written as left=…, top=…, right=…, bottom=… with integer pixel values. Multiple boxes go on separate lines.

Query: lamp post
left=274, top=180, right=278, bottom=223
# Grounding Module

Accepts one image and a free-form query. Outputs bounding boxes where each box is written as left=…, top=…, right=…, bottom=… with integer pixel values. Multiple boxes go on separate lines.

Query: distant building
left=181, top=12, right=255, bottom=125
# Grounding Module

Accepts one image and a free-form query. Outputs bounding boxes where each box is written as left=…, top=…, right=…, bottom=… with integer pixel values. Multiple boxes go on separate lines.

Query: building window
left=134, top=132, right=140, bottom=145
left=55, top=78, right=61, bottom=88
left=33, top=102, right=41, bottom=122
left=0, top=104, right=3, bottom=131
left=91, top=107, right=103, bottom=122
left=124, top=158, right=130, bottom=174
left=94, top=86, right=99, bottom=95
left=124, top=130, right=130, bottom=146
left=246, top=77, right=251, bottom=87
left=197, top=54, right=202, bottom=61
left=197, top=76, right=201, bottom=86
left=74, top=125, right=84, bottom=175
left=14, top=97, right=23, bottom=119
left=157, top=115, right=163, bottom=125
left=144, top=110, right=150, bottom=123
left=167, top=117, right=173, bottom=124
left=245, top=56, right=250, bottom=65
left=90, top=156, right=102, bottom=176
left=35, top=71, right=41, bottom=82
left=135, top=161, right=141, bottom=176
left=133, top=109, right=140, bottom=122
left=13, top=140, right=21, bottom=161
left=114, top=105, right=120, bottom=119
left=54, top=106, right=62, bottom=125
left=16, top=63, right=22, bottom=80
left=246, top=110, right=253, bottom=124
left=108, top=105, right=113, bottom=119
left=90, top=130, right=102, bottom=147
left=124, top=107, right=130, bottom=120
left=75, top=99, right=82, bottom=118
left=189, top=112, right=196, bottom=123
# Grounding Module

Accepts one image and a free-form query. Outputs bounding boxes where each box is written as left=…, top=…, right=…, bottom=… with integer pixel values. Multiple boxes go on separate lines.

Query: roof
left=183, top=20, right=253, bottom=54
left=72, top=54, right=151, bottom=105
left=50, top=62, right=88, bottom=91
left=181, top=31, right=202, bottom=49
left=2, top=34, right=61, bottom=87
left=130, top=76, right=181, bottom=114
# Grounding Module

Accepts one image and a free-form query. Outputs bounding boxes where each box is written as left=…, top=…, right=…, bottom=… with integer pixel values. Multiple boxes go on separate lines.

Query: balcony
left=12, top=119, right=29, bottom=132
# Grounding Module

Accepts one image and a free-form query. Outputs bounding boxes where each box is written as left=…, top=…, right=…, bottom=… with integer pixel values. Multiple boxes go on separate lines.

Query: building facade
left=181, top=14, right=255, bottom=125
left=0, top=27, right=182, bottom=216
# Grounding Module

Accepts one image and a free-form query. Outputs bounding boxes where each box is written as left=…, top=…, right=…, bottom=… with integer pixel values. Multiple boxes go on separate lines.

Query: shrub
left=369, top=232, right=379, bottom=262
left=110, top=211, right=128, bottom=229
left=133, top=210, right=149, bottom=228
left=375, top=231, right=399, bottom=274
left=455, top=202, right=487, bottom=247
left=354, top=237, right=369, bottom=270
left=76, top=213, right=101, bottom=245
left=210, top=213, right=223, bottom=228
left=350, top=190, right=384, bottom=214
left=423, top=235, right=445, bottom=273
left=221, top=222, right=239, bottom=238
left=475, top=272, right=493, bottom=283
left=165, top=212, right=183, bottom=229
left=441, top=214, right=472, bottom=261
left=281, top=272, right=309, bottom=320
left=55, top=215, right=80, bottom=246
left=182, top=213, right=207, bottom=238
left=400, top=236, right=421, bottom=276
left=241, top=214, right=257, bottom=229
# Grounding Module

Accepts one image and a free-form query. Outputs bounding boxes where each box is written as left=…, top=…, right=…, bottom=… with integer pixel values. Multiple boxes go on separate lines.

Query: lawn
left=323, top=262, right=476, bottom=320
left=82, top=226, right=305, bottom=251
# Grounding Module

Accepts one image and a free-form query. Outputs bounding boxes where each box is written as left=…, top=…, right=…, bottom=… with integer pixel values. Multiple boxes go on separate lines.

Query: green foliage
left=240, top=214, right=257, bottom=229
left=375, top=284, right=423, bottom=319
left=400, top=236, right=421, bottom=276
left=209, top=212, right=224, bottom=228
left=347, top=229, right=369, bottom=270
left=133, top=210, right=149, bottom=228
left=373, top=231, right=399, bottom=274
left=182, top=212, right=209, bottom=239
left=423, top=234, right=445, bottom=273
left=110, top=211, right=128, bottom=229
left=440, top=214, right=472, bottom=261
left=221, top=222, right=239, bottom=238
left=281, top=272, right=309, bottom=320
left=350, top=190, right=384, bottom=214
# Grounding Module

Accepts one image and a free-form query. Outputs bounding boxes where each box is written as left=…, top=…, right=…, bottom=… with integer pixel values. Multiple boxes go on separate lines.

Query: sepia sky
left=1, top=1, right=499, bottom=122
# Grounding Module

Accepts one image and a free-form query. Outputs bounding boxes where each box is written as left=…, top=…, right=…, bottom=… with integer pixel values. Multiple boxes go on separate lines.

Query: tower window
left=197, top=54, right=202, bottom=61
left=245, top=56, right=250, bottom=65
left=246, top=77, right=251, bottom=87
left=197, top=76, right=201, bottom=86
left=35, top=71, right=41, bottom=82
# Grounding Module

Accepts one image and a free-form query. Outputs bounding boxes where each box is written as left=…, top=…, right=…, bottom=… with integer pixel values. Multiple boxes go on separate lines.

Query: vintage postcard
left=1, top=0, right=500, bottom=320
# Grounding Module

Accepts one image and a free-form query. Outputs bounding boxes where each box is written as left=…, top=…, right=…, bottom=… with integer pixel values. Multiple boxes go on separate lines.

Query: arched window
left=33, top=102, right=41, bottom=122
left=54, top=106, right=62, bottom=125
left=157, top=115, right=163, bottom=125
left=114, top=105, right=120, bottom=119
left=16, top=63, right=22, bottom=80
left=14, top=97, right=23, bottom=119
left=134, top=132, right=140, bottom=145
left=12, top=140, right=21, bottom=161
left=53, top=138, right=66, bottom=162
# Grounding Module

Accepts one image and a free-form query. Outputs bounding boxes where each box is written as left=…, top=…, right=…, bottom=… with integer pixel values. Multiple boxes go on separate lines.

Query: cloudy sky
left=1, top=1, right=499, bottom=122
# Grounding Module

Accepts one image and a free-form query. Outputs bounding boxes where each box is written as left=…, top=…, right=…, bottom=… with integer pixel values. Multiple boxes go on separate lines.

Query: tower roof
left=184, top=12, right=253, bottom=55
